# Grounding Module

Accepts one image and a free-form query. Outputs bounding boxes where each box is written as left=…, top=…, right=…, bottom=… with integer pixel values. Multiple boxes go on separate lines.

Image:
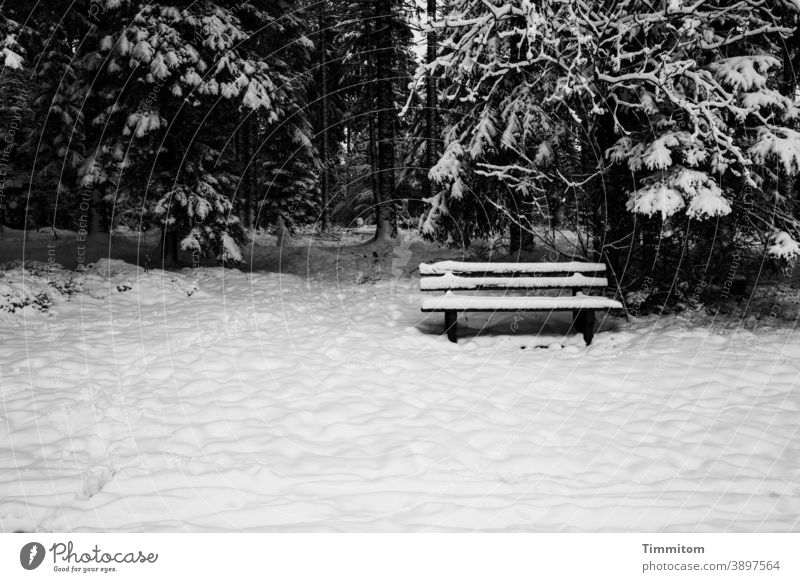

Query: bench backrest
left=419, top=261, right=608, bottom=291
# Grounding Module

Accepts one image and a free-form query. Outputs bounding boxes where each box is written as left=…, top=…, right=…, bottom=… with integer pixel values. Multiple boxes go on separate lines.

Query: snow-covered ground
left=1, top=244, right=799, bottom=532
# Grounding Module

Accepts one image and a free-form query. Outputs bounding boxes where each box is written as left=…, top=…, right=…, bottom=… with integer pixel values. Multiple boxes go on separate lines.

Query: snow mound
left=0, top=259, right=208, bottom=312
left=0, top=262, right=79, bottom=314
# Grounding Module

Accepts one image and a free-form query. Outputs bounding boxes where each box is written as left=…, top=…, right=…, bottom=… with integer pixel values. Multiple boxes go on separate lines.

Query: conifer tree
left=421, top=0, right=800, bottom=293
left=337, top=0, right=415, bottom=240
left=242, top=1, right=318, bottom=239
left=0, top=12, right=29, bottom=231
left=76, top=0, right=317, bottom=262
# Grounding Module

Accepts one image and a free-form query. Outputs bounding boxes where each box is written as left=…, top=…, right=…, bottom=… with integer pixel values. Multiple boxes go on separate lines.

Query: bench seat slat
left=420, top=272, right=608, bottom=291
left=419, top=261, right=606, bottom=276
left=421, top=294, right=623, bottom=312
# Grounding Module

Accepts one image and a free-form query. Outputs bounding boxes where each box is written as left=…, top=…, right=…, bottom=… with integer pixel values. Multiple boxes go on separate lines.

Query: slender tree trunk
left=234, top=113, right=258, bottom=233
left=589, top=114, right=636, bottom=286
left=509, top=224, right=534, bottom=257
left=246, top=117, right=258, bottom=232
left=425, top=0, right=438, bottom=203
left=373, top=0, right=397, bottom=241
left=508, top=193, right=534, bottom=256
left=369, top=116, right=379, bottom=223
left=581, top=127, right=601, bottom=259
left=509, top=221, right=520, bottom=257
left=90, top=189, right=108, bottom=234
left=500, top=143, right=533, bottom=256
left=236, top=128, right=246, bottom=226
left=318, top=0, right=330, bottom=232
left=275, top=214, right=289, bottom=247
left=345, top=124, right=352, bottom=218
left=366, top=20, right=381, bottom=226
left=162, top=227, right=179, bottom=265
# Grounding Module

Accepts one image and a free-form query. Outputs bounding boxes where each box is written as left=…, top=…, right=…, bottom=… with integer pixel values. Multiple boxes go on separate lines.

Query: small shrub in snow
left=0, top=273, right=58, bottom=314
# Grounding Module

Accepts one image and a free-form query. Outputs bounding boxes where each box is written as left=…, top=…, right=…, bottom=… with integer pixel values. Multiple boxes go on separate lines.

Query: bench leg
left=574, top=308, right=585, bottom=336
left=582, top=310, right=596, bottom=346
left=444, top=310, right=458, bottom=343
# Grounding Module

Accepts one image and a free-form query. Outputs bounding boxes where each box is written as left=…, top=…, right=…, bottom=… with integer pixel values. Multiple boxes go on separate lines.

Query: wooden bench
left=419, top=260, right=623, bottom=345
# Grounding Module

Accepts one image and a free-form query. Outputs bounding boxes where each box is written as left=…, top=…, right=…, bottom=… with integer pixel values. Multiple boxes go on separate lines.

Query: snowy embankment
left=1, top=258, right=799, bottom=532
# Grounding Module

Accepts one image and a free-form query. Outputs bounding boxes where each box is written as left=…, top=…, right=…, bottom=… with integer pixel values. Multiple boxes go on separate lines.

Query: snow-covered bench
left=419, top=260, right=623, bottom=345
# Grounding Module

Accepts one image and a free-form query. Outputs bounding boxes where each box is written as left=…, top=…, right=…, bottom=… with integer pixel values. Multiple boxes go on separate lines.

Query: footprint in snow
left=80, top=466, right=114, bottom=499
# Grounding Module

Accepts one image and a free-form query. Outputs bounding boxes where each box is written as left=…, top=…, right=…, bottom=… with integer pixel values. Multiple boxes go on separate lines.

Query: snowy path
left=1, top=260, right=799, bottom=532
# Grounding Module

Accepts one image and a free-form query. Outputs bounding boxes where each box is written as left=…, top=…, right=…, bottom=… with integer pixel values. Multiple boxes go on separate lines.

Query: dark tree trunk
left=275, top=214, right=289, bottom=247
left=318, top=0, right=330, bottom=232
left=368, top=96, right=380, bottom=222
left=90, top=189, right=108, bottom=234
left=236, top=128, right=246, bottom=227
left=365, top=20, right=381, bottom=227
left=589, top=113, right=637, bottom=289
left=246, top=117, right=258, bottom=231
left=425, top=0, right=438, bottom=202
left=345, top=124, right=352, bottom=213
left=162, top=227, right=179, bottom=265
left=508, top=184, right=534, bottom=257
left=502, top=148, right=533, bottom=256
left=640, top=216, right=660, bottom=272
left=509, top=223, right=520, bottom=257
left=373, top=0, right=397, bottom=241
left=509, top=221, right=534, bottom=257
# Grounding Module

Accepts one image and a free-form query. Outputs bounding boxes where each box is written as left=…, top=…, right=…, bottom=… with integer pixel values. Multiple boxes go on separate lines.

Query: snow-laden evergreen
left=420, top=0, right=800, bottom=269
left=79, top=1, right=318, bottom=261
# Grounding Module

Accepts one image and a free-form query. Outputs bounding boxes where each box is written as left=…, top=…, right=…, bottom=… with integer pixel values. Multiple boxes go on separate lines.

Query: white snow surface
left=1, top=258, right=799, bottom=532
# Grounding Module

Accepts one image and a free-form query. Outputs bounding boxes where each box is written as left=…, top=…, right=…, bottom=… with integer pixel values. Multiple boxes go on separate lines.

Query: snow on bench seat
left=421, top=293, right=623, bottom=312
left=419, top=260, right=606, bottom=275
left=420, top=271, right=608, bottom=291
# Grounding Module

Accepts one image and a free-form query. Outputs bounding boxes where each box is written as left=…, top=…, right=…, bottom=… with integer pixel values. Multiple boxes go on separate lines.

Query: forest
left=3, top=0, right=800, bottom=538
left=2, top=0, right=800, bottom=303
